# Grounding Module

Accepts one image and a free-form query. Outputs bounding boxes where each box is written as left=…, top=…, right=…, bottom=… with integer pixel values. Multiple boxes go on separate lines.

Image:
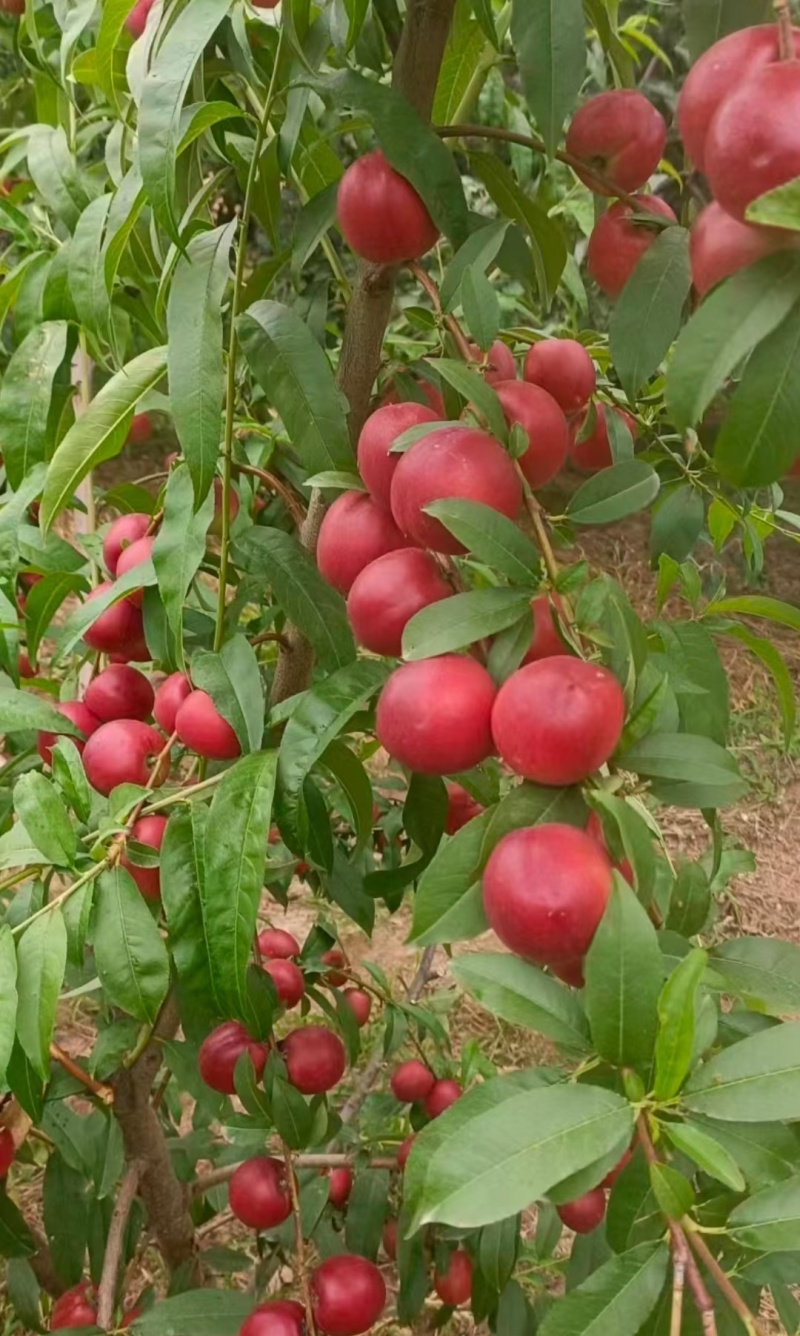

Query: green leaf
left=621, top=733, right=748, bottom=808
left=202, top=752, right=277, bottom=1023
left=272, top=1075, right=312, bottom=1150
left=649, top=1163, right=694, bottom=1220
left=661, top=1121, right=745, bottom=1192
left=689, top=1115, right=800, bottom=1187
left=320, top=740, right=373, bottom=854
left=345, top=1169, right=390, bottom=1262
left=53, top=559, right=157, bottom=662
left=24, top=573, right=88, bottom=667
left=567, top=461, right=660, bottom=526
left=461, top=266, right=501, bottom=352
left=152, top=465, right=214, bottom=671
left=161, top=806, right=215, bottom=1037
left=585, top=877, right=662, bottom=1071
left=191, top=635, right=264, bottom=755
left=450, top=952, right=591, bottom=1052
left=478, top=1215, right=519, bottom=1295
left=238, top=300, right=353, bottom=475
left=0, top=1188, right=36, bottom=1260
left=433, top=5, right=490, bottom=124
left=538, top=1241, right=668, bottom=1336
left=728, top=1174, right=800, bottom=1251
left=51, top=739, right=92, bottom=826
left=660, top=618, right=729, bottom=745
left=714, top=300, right=800, bottom=486
left=0, top=927, right=17, bottom=1088
left=95, top=0, right=137, bottom=103
left=653, top=949, right=707, bottom=1101
left=441, top=221, right=509, bottom=312
left=649, top=486, right=704, bottom=564
left=685, top=1021, right=800, bottom=1120
left=93, top=867, right=170, bottom=1024
left=683, top=0, right=771, bottom=59
left=16, top=911, right=67, bottom=1078
left=403, top=588, right=532, bottom=661
left=130, top=1290, right=253, bottom=1336
left=292, top=180, right=339, bottom=278
left=0, top=322, right=68, bottom=490
left=711, top=937, right=800, bottom=1015
left=706, top=593, right=800, bottom=634
left=510, top=0, right=586, bottom=158
left=431, top=358, right=508, bottom=442
left=424, top=498, right=541, bottom=585
left=747, top=176, right=800, bottom=230
left=610, top=227, right=691, bottom=402
left=0, top=682, right=82, bottom=737
left=723, top=624, right=796, bottom=748
left=68, top=196, right=112, bottom=344
left=41, top=346, right=167, bottom=533
left=234, top=528, right=355, bottom=671
left=13, top=773, right=75, bottom=868
left=26, top=126, right=88, bottom=229
left=167, top=221, right=235, bottom=508
left=666, top=251, right=800, bottom=431
left=470, top=151, right=567, bottom=305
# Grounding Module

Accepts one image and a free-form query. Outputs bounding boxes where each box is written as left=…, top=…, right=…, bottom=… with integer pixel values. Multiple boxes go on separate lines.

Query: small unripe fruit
left=491, top=657, right=625, bottom=786
left=115, top=534, right=154, bottom=607
left=82, top=720, right=167, bottom=796
left=445, top=782, right=483, bottom=835
left=434, top=1249, right=472, bottom=1306
left=258, top=927, right=300, bottom=959
left=494, top=380, right=569, bottom=489
left=382, top=1217, right=398, bottom=1259
left=84, top=664, right=154, bottom=723
left=240, top=1300, right=305, bottom=1336
left=523, top=340, right=596, bottom=415
left=0, top=1127, right=14, bottom=1175
left=321, top=948, right=348, bottom=985
left=343, top=988, right=371, bottom=1027
left=126, top=409, right=152, bottom=442
left=587, top=196, right=676, bottom=299
left=153, top=672, right=192, bottom=734
left=175, top=689, right=241, bottom=760
left=570, top=404, right=638, bottom=474
left=317, top=492, right=405, bottom=595
left=229, top=1156, right=293, bottom=1230
left=557, top=1188, right=607, bottom=1234
left=689, top=202, right=794, bottom=297
left=337, top=150, right=439, bottom=264
left=198, top=1021, right=267, bottom=1095
left=37, top=700, right=101, bottom=766
left=311, top=1254, right=387, bottom=1336
left=281, top=1025, right=346, bottom=1094
left=397, top=1134, right=415, bottom=1169
left=357, top=402, right=440, bottom=509
left=424, top=1078, right=462, bottom=1119
left=566, top=90, right=666, bottom=195
left=376, top=656, right=496, bottom=775
left=469, top=339, right=516, bottom=386
left=390, top=426, right=521, bottom=554
left=263, top=958, right=305, bottom=1009
left=346, top=548, right=451, bottom=657
left=121, top=815, right=167, bottom=901
left=391, top=1060, right=435, bottom=1103
left=523, top=594, right=565, bottom=664
left=83, top=584, right=147, bottom=658
left=327, top=1166, right=353, bottom=1209
left=706, top=63, right=800, bottom=221
left=103, top=513, right=150, bottom=576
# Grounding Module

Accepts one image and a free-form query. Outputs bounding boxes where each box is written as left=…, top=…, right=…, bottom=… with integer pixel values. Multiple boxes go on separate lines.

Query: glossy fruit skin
left=240, top=1300, right=306, bottom=1336
left=281, top=1026, right=346, bottom=1094
left=391, top=1059, right=435, bottom=1102
left=569, top=404, right=638, bottom=474
left=523, top=594, right=565, bottom=664
left=127, top=410, right=152, bottom=441
left=103, top=513, right=150, bottom=575
left=328, top=1166, right=353, bottom=1209
left=343, top=988, right=371, bottom=1026
left=347, top=548, right=451, bottom=657
left=445, top=782, right=484, bottom=835
left=587, top=196, right=677, bottom=299
left=434, top=1249, right=473, bottom=1306
left=482, top=824, right=613, bottom=979
left=311, top=1254, right=387, bottom=1336
left=83, top=583, right=147, bottom=658
left=470, top=339, right=517, bottom=386
left=175, top=690, right=241, bottom=760
left=82, top=720, right=167, bottom=796
left=376, top=656, right=496, bottom=775
left=677, top=25, right=800, bottom=173
left=121, top=815, right=168, bottom=901
left=115, top=534, right=154, bottom=607
left=153, top=672, right=192, bottom=733
left=321, top=948, right=348, bottom=985
left=198, top=1021, right=267, bottom=1095
left=390, top=426, right=522, bottom=554
left=492, top=657, right=625, bottom=786
left=586, top=811, right=634, bottom=885
left=566, top=90, right=666, bottom=195
left=0, top=1127, right=14, bottom=1175
left=689, top=202, right=794, bottom=296
left=706, top=63, right=800, bottom=221
left=424, top=1078, right=462, bottom=1119
left=382, top=1218, right=398, bottom=1259
left=494, top=380, right=569, bottom=489
left=557, top=1188, right=607, bottom=1234
left=37, top=700, right=101, bottom=766
left=229, top=1157, right=293, bottom=1230
left=264, top=958, right=305, bottom=1009
left=85, top=664, right=154, bottom=723
left=523, top=340, right=596, bottom=415
left=258, top=927, right=300, bottom=959
left=50, top=1284, right=97, bottom=1330
left=337, top=150, right=439, bottom=264
left=125, top=0, right=155, bottom=37
left=397, top=1134, right=415, bottom=1169
left=357, top=402, right=440, bottom=509
left=317, top=491, right=405, bottom=595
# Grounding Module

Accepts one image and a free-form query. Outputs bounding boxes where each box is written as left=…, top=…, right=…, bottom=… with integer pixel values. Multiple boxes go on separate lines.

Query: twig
left=409, top=261, right=473, bottom=362
left=96, top=1160, right=143, bottom=1328
left=283, top=1144, right=317, bottom=1336
left=234, top=462, right=307, bottom=527
left=671, top=1230, right=687, bottom=1336
left=250, top=630, right=291, bottom=650
left=49, top=1044, right=114, bottom=1106
left=774, top=0, right=795, bottom=59
left=191, top=1153, right=398, bottom=1199
left=685, top=1228, right=767, bottom=1336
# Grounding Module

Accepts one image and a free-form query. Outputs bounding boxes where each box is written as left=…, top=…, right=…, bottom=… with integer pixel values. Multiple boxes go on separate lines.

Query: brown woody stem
left=409, top=261, right=473, bottom=362
left=283, top=1143, right=318, bottom=1336
left=234, top=462, right=307, bottom=527
left=96, top=1160, right=142, bottom=1329
left=685, top=1228, right=767, bottom=1336
left=49, top=1044, right=114, bottom=1106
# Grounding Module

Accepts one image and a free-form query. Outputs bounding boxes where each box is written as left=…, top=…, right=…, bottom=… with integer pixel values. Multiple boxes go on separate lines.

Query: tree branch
left=685, top=1229, right=767, bottom=1336
left=283, top=1143, right=317, bottom=1336
left=96, top=1161, right=142, bottom=1329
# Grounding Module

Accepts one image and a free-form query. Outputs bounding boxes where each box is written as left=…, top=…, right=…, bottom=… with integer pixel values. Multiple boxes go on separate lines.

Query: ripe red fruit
left=523, top=340, right=596, bottom=416
left=706, top=63, right=800, bottom=221
left=103, top=513, right=150, bottom=576
left=198, top=1021, right=267, bottom=1095
left=317, top=491, right=405, bottom=595
left=445, top=782, right=483, bottom=835
left=0, top=1127, right=14, bottom=1175
left=258, top=927, right=300, bottom=959
left=566, top=90, right=666, bottom=195
left=397, top=1134, right=415, bottom=1169
left=229, top=1156, right=293, bottom=1230
left=390, top=426, right=521, bottom=554
left=321, top=948, right=348, bottom=985
left=587, top=196, right=677, bottom=299
left=18, top=651, right=34, bottom=678
left=343, top=988, right=371, bottom=1027
left=391, top=1059, right=435, bottom=1103
left=84, top=664, right=154, bottom=723
left=677, top=25, right=800, bottom=173
left=434, top=1249, right=472, bottom=1306
left=337, top=150, right=439, bottom=264
left=376, top=656, right=496, bottom=775
left=240, top=1301, right=305, bottom=1336
left=382, top=1218, right=398, bottom=1259
left=115, top=534, right=154, bottom=607
left=37, top=700, right=101, bottom=766
left=121, top=815, right=167, bottom=901
left=153, top=672, right=191, bottom=733
left=557, top=1188, right=607, bottom=1234
left=483, top=823, right=613, bottom=979
left=327, top=1166, right=353, bottom=1209
left=424, top=1078, right=462, bottom=1119
left=689, top=202, right=793, bottom=297
left=494, top=380, right=569, bottom=489
left=602, top=1148, right=633, bottom=1189
left=82, top=720, right=167, bottom=796
left=83, top=584, right=147, bottom=658
left=311, top=1254, right=387, bottom=1336
left=127, top=410, right=152, bottom=441
left=281, top=1026, right=346, bottom=1094
left=263, top=958, right=305, bottom=1009
left=50, top=1283, right=97, bottom=1331
left=175, top=689, right=241, bottom=760
left=569, top=404, right=638, bottom=474
left=586, top=811, right=634, bottom=885
left=522, top=594, right=565, bottom=664
left=469, top=339, right=516, bottom=386
left=347, top=548, right=451, bottom=657
left=357, top=402, right=440, bottom=509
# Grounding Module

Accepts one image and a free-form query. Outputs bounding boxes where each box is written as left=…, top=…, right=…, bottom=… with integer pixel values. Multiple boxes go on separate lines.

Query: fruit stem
left=775, top=0, right=794, bottom=59
left=96, top=1160, right=143, bottom=1329
left=49, top=1043, right=114, bottom=1106
left=234, top=461, right=307, bottom=528
left=409, top=261, right=474, bottom=362
left=138, top=770, right=225, bottom=816
left=282, top=1142, right=318, bottom=1336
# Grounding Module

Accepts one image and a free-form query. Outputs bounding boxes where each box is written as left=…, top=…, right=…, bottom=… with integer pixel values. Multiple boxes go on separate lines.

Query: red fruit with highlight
left=321, top=948, right=348, bottom=985
left=470, top=339, right=517, bottom=386
left=357, top=402, right=440, bottom=509
left=229, top=1156, right=293, bottom=1230
left=198, top=1021, right=267, bottom=1095
left=337, top=150, right=439, bottom=264
left=434, top=1249, right=473, bottom=1306
left=0, top=1127, right=14, bottom=1175
left=83, top=584, right=147, bottom=658
left=523, top=340, right=596, bottom=415
left=37, top=700, right=101, bottom=766
left=587, top=196, right=676, bottom=299
left=569, top=404, right=638, bottom=474
left=82, top=720, right=167, bottom=796
left=18, top=651, right=34, bottom=678
left=103, top=513, right=150, bottom=576
left=343, top=988, right=371, bottom=1027
left=706, top=63, right=800, bottom=221
left=317, top=492, right=405, bottom=595
left=258, top=927, right=300, bottom=959
left=175, top=690, right=241, bottom=760
left=115, top=534, right=154, bottom=606
left=84, top=664, right=154, bottom=723
left=347, top=547, right=451, bottom=657
left=240, top=1300, right=306, bottom=1336
left=689, top=201, right=795, bottom=296
left=327, top=1166, right=353, bottom=1209
left=281, top=1026, right=346, bottom=1094
left=445, top=782, right=483, bottom=835
left=376, top=656, right=496, bottom=775
left=121, top=815, right=167, bottom=901
left=50, top=1284, right=97, bottom=1331
left=391, top=1059, right=435, bottom=1103
left=424, top=1078, right=462, bottom=1119
left=494, top=380, right=569, bottom=489
left=311, top=1255, right=387, bottom=1336
left=566, top=90, right=666, bottom=195
left=557, top=1188, right=607, bottom=1234
left=153, top=672, right=192, bottom=733
left=263, top=958, right=305, bottom=1009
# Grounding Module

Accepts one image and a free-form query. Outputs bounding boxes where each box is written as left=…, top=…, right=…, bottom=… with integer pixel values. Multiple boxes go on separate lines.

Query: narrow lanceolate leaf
left=653, top=949, right=707, bottom=1101
left=441, top=221, right=509, bottom=311
left=710, top=936, right=800, bottom=1016
left=152, top=465, right=214, bottom=670
left=429, top=358, right=508, bottom=441
left=585, top=878, right=662, bottom=1072
left=714, top=301, right=800, bottom=485
left=96, top=0, right=140, bottom=103
left=0, top=683, right=82, bottom=738
left=610, top=227, right=691, bottom=402
left=53, top=559, right=157, bottom=662
left=410, top=809, right=493, bottom=946
left=68, top=195, right=112, bottom=344
left=684, top=1021, right=800, bottom=1121
left=729, top=1175, right=800, bottom=1252
left=130, top=1290, right=253, bottom=1336
left=567, top=461, right=660, bottom=526
left=41, top=346, right=167, bottom=532
left=24, top=573, right=88, bottom=666
left=0, top=927, right=18, bottom=1087
left=661, top=1121, right=745, bottom=1192
left=26, top=126, right=88, bottom=229
left=0, top=322, right=68, bottom=489
left=191, top=636, right=265, bottom=754
left=202, top=752, right=277, bottom=1023
left=138, top=0, right=235, bottom=237
left=237, top=300, right=353, bottom=475
left=451, top=953, right=591, bottom=1052
left=538, top=1241, right=669, bottom=1336
left=161, top=806, right=216, bottom=1036
left=13, top=773, right=76, bottom=868
left=723, top=624, right=796, bottom=749
left=683, top=0, right=771, bottom=59
left=16, top=912, right=67, bottom=1079
left=510, top=0, right=586, bottom=157
left=403, top=589, right=532, bottom=661
left=621, top=733, right=748, bottom=809
left=425, top=499, right=542, bottom=584
left=93, top=867, right=170, bottom=1024
left=167, top=220, right=235, bottom=508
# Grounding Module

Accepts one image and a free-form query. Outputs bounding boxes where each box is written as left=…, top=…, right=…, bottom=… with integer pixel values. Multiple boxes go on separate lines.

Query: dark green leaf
left=424, top=498, right=541, bottom=584
left=461, top=266, right=501, bottom=352
left=403, top=588, right=532, bottom=661
left=621, top=733, right=748, bottom=808
left=683, top=0, right=771, bottom=59
left=470, top=152, right=567, bottom=304
left=130, top=1290, right=253, bottom=1335
left=685, top=1021, right=800, bottom=1120
left=13, top=773, right=75, bottom=868
left=714, top=301, right=800, bottom=486
left=25, top=572, right=88, bottom=666
left=0, top=322, right=68, bottom=489
left=161, top=806, right=215, bottom=1036
left=665, top=862, right=711, bottom=937
left=728, top=1174, right=800, bottom=1251
left=272, top=1076, right=312, bottom=1150
left=451, top=952, right=591, bottom=1052
left=0, top=1188, right=36, bottom=1260
left=650, top=487, right=704, bottom=564
left=191, top=635, right=265, bottom=754
left=16, top=910, right=67, bottom=1078
left=611, top=227, right=691, bottom=401
left=479, top=1215, right=519, bottom=1294
left=152, top=465, right=214, bottom=671
left=510, top=0, right=585, bottom=157
left=344, top=1169, right=390, bottom=1262
left=649, top=1163, right=694, bottom=1220
left=654, top=949, right=707, bottom=1100
left=711, top=937, right=800, bottom=1016
left=661, top=1121, right=745, bottom=1192
left=538, top=1241, right=668, bottom=1336
left=0, top=682, right=82, bottom=737
left=441, top=221, right=509, bottom=311
left=0, top=927, right=17, bottom=1088
left=660, top=619, right=729, bottom=745
left=585, top=877, right=662, bottom=1071
left=292, top=181, right=339, bottom=277
left=567, top=460, right=660, bottom=526
left=93, top=868, right=169, bottom=1024
left=431, top=358, right=508, bottom=441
